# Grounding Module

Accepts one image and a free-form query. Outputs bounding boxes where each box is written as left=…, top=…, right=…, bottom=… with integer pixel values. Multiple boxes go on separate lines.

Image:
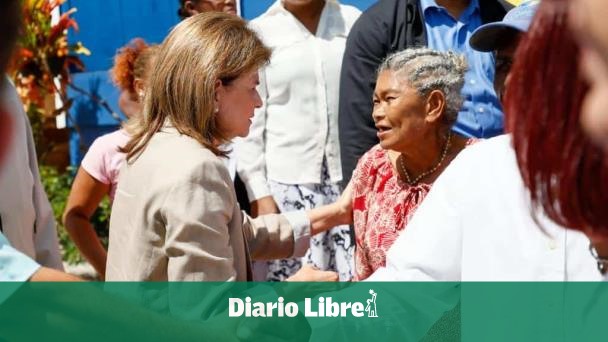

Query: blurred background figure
left=571, top=0, right=608, bottom=150
left=236, top=0, right=361, bottom=281
left=0, top=0, right=80, bottom=283
left=0, top=0, right=63, bottom=273
left=63, top=39, right=158, bottom=279
left=178, top=0, right=238, bottom=18
left=506, top=0, right=608, bottom=276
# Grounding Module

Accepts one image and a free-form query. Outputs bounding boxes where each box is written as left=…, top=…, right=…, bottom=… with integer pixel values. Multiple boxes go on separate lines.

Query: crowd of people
left=1, top=0, right=608, bottom=308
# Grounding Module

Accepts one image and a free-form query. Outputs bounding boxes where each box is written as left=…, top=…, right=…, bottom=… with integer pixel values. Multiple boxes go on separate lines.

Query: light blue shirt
left=0, top=232, right=40, bottom=303
left=421, top=0, right=503, bottom=138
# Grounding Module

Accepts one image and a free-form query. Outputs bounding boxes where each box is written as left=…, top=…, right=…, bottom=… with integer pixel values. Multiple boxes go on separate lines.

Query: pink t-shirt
left=80, top=129, right=130, bottom=201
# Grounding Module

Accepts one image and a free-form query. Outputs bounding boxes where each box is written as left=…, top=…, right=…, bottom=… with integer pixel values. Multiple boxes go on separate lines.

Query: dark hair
left=177, top=0, right=193, bottom=19
left=504, top=0, right=608, bottom=234
left=0, top=0, right=21, bottom=72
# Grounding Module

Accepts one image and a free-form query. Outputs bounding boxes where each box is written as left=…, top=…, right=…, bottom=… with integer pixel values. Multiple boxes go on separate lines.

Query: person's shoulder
left=348, top=0, right=405, bottom=36
left=0, top=77, right=27, bottom=120
left=362, top=0, right=403, bottom=15
left=337, top=3, right=362, bottom=22
left=354, top=144, right=388, bottom=174
left=92, top=129, right=130, bottom=147
left=149, top=130, right=229, bottom=180
left=153, top=129, right=216, bottom=159
left=248, top=2, right=282, bottom=30
left=248, top=5, right=295, bottom=45
left=87, top=129, right=129, bottom=157
left=448, top=134, right=515, bottom=174
left=464, top=134, right=512, bottom=152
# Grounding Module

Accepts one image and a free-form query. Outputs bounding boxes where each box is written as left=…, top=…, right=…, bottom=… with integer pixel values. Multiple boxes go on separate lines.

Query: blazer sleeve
left=162, top=159, right=238, bottom=281
left=338, top=6, right=390, bottom=183
left=242, top=211, right=311, bottom=261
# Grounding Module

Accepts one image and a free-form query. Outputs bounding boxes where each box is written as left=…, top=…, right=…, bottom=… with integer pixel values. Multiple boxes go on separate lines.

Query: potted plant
left=8, top=0, right=90, bottom=160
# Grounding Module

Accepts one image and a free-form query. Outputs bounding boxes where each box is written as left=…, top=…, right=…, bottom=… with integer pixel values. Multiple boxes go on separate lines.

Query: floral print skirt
left=252, top=162, right=354, bottom=281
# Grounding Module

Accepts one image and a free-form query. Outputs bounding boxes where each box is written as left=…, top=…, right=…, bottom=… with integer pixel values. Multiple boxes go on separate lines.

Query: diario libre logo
left=229, top=289, right=379, bottom=318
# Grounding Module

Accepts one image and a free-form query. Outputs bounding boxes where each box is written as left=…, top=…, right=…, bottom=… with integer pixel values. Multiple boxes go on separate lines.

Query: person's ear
left=214, top=79, right=223, bottom=113
left=425, top=90, right=446, bottom=123
left=133, top=78, right=145, bottom=100
left=184, top=0, right=199, bottom=16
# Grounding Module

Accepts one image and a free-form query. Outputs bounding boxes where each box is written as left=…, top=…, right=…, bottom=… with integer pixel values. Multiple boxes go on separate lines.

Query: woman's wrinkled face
left=372, top=70, right=428, bottom=152
left=215, top=69, right=262, bottom=140
left=188, top=0, right=237, bottom=16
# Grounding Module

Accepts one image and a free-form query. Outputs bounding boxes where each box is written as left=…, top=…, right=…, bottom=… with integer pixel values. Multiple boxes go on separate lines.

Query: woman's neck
left=434, top=0, right=471, bottom=19
left=282, top=0, right=326, bottom=35
left=391, top=129, right=466, bottom=185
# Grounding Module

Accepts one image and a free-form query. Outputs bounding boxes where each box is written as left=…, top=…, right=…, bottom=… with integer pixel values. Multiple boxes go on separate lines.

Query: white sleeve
left=235, top=68, right=271, bottom=202
left=367, top=156, right=466, bottom=281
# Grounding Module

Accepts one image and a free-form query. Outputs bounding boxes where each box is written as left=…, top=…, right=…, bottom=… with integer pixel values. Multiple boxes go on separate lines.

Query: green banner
left=0, top=282, right=606, bottom=341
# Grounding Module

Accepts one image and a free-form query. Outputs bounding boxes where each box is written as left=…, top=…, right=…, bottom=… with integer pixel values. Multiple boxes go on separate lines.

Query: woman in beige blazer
left=105, top=12, right=352, bottom=281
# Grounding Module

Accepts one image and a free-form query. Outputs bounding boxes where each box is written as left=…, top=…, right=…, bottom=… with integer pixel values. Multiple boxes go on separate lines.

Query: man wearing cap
left=364, top=1, right=602, bottom=282
left=337, top=0, right=513, bottom=185
left=469, top=0, right=539, bottom=102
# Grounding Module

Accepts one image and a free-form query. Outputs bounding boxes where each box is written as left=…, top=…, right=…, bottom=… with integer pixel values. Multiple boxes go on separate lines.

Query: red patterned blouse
left=352, top=141, right=476, bottom=280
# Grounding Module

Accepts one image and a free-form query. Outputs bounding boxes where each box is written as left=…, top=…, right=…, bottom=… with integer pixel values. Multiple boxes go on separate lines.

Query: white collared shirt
left=235, top=0, right=361, bottom=201
left=368, top=135, right=602, bottom=281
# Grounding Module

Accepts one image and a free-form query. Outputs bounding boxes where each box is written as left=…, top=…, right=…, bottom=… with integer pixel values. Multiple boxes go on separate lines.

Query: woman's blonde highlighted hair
left=122, top=12, right=271, bottom=161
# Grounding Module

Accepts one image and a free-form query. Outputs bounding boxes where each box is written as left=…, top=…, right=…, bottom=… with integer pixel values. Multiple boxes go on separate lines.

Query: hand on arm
left=307, top=181, right=353, bottom=236
left=29, top=267, right=82, bottom=282
left=286, top=265, right=338, bottom=282
left=250, top=195, right=279, bottom=217
left=63, top=167, right=110, bottom=278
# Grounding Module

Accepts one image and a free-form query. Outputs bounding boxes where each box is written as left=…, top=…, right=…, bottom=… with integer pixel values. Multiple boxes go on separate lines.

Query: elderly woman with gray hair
left=350, top=47, right=476, bottom=280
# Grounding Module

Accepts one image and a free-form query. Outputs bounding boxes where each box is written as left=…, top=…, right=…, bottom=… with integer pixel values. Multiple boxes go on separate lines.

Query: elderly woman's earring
left=138, top=91, right=145, bottom=101
left=214, top=106, right=219, bottom=114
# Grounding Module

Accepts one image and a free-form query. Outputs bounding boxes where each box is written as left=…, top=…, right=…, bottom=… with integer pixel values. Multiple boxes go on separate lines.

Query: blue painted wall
left=241, top=0, right=374, bottom=19
left=65, top=0, right=375, bottom=165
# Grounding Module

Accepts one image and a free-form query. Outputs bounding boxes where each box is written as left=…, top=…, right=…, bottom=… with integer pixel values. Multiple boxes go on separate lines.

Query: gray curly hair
left=378, top=47, right=467, bottom=126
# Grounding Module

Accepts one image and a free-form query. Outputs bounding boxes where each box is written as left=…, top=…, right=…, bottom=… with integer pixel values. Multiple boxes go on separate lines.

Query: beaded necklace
left=398, top=131, right=452, bottom=185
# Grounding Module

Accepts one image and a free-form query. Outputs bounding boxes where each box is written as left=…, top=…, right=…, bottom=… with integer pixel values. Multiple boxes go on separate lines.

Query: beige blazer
left=105, top=127, right=310, bottom=281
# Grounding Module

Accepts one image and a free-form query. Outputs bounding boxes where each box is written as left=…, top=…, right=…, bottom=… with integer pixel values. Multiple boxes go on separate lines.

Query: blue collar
left=420, top=0, right=480, bottom=21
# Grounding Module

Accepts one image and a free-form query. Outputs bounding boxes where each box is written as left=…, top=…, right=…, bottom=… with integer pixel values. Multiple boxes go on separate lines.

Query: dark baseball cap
left=470, top=1, right=539, bottom=52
